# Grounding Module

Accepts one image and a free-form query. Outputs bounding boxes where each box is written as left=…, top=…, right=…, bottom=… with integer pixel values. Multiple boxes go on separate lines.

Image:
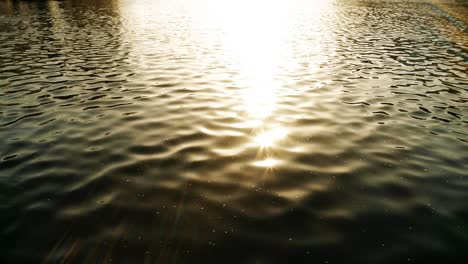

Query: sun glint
left=253, top=158, right=281, bottom=168
left=254, top=127, right=288, bottom=147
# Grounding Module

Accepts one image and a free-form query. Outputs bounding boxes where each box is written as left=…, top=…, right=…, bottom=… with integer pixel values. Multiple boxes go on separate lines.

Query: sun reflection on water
left=205, top=0, right=298, bottom=167
left=208, top=1, right=292, bottom=123
left=222, top=0, right=335, bottom=167
left=252, top=157, right=281, bottom=168
left=254, top=127, right=288, bottom=148
left=119, top=0, right=333, bottom=168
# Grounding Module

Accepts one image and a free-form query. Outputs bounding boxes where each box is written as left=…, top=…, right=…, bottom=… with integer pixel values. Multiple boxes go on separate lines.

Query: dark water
left=1, top=0, right=467, bottom=263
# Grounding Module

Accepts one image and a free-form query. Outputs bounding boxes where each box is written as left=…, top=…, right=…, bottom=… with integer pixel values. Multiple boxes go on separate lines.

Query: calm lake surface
left=1, top=0, right=467, bottom=263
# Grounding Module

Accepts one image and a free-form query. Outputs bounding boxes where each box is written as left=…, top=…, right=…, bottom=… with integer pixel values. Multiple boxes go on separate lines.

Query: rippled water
left=1, top=0, right=467, bottom=263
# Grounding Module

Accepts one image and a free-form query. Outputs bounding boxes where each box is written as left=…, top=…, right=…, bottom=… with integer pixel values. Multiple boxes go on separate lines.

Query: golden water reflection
left=206, top=0, right=297, bottom=167
left=252, top=157, right=282, bottom=168
left=118, top=0, right=335, bottom=168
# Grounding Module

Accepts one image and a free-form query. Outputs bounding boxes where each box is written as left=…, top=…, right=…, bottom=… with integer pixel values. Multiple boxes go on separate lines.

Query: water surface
left=1, top=0, right=467, bottom=263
